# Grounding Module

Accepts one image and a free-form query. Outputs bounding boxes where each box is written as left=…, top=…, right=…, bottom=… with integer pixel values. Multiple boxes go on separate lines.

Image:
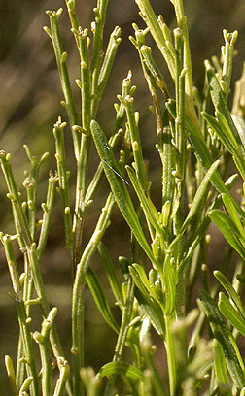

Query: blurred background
left=0, top=0, right=245, bottom=393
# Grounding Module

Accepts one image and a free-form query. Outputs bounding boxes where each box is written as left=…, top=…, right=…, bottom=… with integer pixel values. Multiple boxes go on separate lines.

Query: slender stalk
left=72, top=192, right=115, bottom=396
left=173, top=28, right=187, bottom=317
left=37, top=173, right=57, bottom=260
left=16, top=301, right=39, bottom=396
left=114, top=277, right=135, bottom=362
left=53, top=118, right=73, bottom=250
left=72, top=133, right=90, bottom=271
left=134, top=0, right=175, bottom=79
left=170, top=0, right=193, bottom=96
left=64, top=0, right=80, bottom=34
left=0, top=151, right=32, bottom=247
left=222, top=30, right=238, bottom=99
left=54, top=357, right=71, bottom=396
left=1, top=236, right=39, bottom=396
left=85, top=127, right=124, bottom=202
left=164, top=314, right=177, bottom=396
left=90, top=0, right=110, bottom=118
left=5, top=355, right=18, bottom=396
left=23, top=146, right=50, bottom=241
left=122, top=95, right=148, bottom=192
left=45, top=9, right=80, bottom=160
left=0, top=150, right=73, bottom=394
left=103, top=276, right=135, bottom=396
left=33, top=308, right=57, bottom=396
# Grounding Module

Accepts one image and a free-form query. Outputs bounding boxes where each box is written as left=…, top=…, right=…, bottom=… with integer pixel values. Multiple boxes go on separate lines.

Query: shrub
left=1, top=0, right=245, bottom=395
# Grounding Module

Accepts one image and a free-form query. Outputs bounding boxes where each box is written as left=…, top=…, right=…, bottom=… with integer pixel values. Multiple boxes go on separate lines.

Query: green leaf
left=130, top=263, right=151, bottom=294
left=87, top=267, right=120, bottom=334
left=198, top=289, right=245, bottom=390
left=218, top=292, right=245, bottom=337
left=129, top=264, right=157, bottom=302
left=90, top=120, right=156, bottom=265
left=162, top=254, right=176, bottom=315
left=166, top=99, right=245, bottom=223
left=213, top=339, right=232, bottom=395
left=232, top=115, right=245, bottom=147
left=202, top=112, right=238, bottom=155
left=129, top=273, right=165, bottom=337
left=99, top=361, right=144, bottom=381
left=135, top=292, right=165, bottom=337
left=214, top=271, right=245, bottom=319
left=133, top=0, right=175, bottom=79
left=126, top=165, right=163, bottom=238
left=205, top=61, right=245, bottom=158
left=5, top=355, right=18, bottom=396
left=222, top=193, right=245, bottom=244
left=98, top=243, right=122, bottom=307
left=215, top=109, right=245, bottom=181
left=178, top=159, right=221, bottom=237
left=130, top=263, right=162, bottom=303
left=209, top=210, right=245, bottom=260
left=97, top=26, right=122, bottom=99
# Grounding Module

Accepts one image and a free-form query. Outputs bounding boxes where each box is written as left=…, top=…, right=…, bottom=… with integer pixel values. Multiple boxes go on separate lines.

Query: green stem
left=64, top=0, right=80, bottom=33
left=222, top=30, right=238, bottom=99
left=72, top=133, right=90, bottom=271
left=23, top=146, right=50, bottom=242
left=97, top=26, right=122, bottom=98
left=45, top=9, right=80, bottom=160
left=103, top=276, right=135, bottom=396
left=33, top=308, right=57, bottom=396
left=173, top=28, right=187, bottom=317
left=171, top=0, right=193, bottom=96
left=164, top=314, right=177, bottom=396
left=122, top=95, right=148, bottom=192
left=134, top=0, right=175, bottom=79
left=72, top=23, right=91, bottom=274
left=37, top=174, right=57, bottom=260
left=72, top=192, right=115, bottom=396
left=0, top=150, right=32, bottom=247
left=17, top=300, right=39, bottom=396
left=115, top=277, right=135, bottom=362
left=53, top=118, right=73, bottom=250
left=54, top=357, right=71, bottom=396
left=90, top=0, right=110, bottom=118
left=85, top=127, right=124, bottom=202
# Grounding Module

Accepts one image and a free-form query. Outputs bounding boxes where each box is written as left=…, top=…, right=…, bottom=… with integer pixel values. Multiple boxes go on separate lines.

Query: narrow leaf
left=99, top=361, right=144, bottom=381
left=209, top=210, right=245, bottom=260
left=126, top=165, right=162, bottom=237
left=198, top=289, right=245, bottom=390
left=131, top=263, right=151, bottom=292
left=179, top=159, right=221, bottom=235
left=130, top=263, right=159, bottom=301
left=213, top=339, right=232, bottom=394
left=90, top=120, right=155, bottom=265
left=129, top=265, right=153, bottom=302
left=222, top=193, right=245, bottom=244
left=130, top=277, right=165, bottom=336
left=98, top=243, right=122, bottom=306
left=163, top=254, right=176, bottom=315
left=214, top=271, right=245, bottom=319
left=202, top=111, right=238, bottom=155
left=218, top=292, right=245, bottom=337
left=205, top=61, right=245, bottom=157
left=166, top=99, right=245, bottom=222
left=135, top=291, right=165, bottom=337
left=5, top=355, right=17, bottom=396
left=87, top=267, right=120, bottom=334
